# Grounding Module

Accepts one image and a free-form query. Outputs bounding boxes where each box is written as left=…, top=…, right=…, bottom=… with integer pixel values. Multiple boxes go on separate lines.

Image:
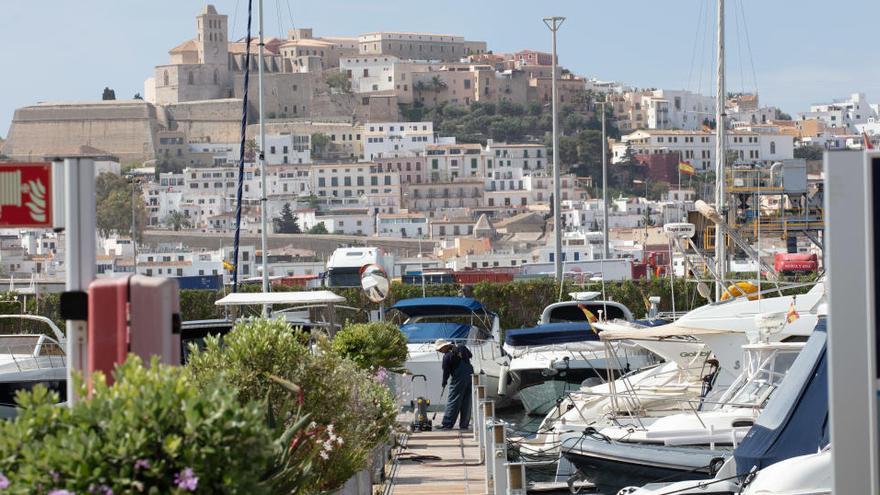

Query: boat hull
left=561, top=436, right=728, bottom=494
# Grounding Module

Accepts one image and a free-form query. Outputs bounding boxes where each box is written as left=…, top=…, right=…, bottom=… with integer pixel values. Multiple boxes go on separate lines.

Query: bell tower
left=196, top=5, right=228, bottom=66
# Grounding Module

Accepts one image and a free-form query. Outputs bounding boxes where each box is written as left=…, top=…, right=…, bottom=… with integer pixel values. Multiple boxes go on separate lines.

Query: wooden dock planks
left=390, top=429, right=485, bottom=495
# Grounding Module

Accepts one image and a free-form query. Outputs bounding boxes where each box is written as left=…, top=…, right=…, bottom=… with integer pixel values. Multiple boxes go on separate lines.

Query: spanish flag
left=222, top=260, right=235, bottom=271
left=679, top=160, right=695, bottom=176
left=786, top=297, right=800, bottom=324
left=578, top=304, right=599, bottom=324
left=864, top=131, right=874, bottom=150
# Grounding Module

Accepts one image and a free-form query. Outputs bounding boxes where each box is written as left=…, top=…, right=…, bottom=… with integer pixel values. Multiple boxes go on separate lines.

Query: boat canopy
left=389, top=297, right=490, bottom=317
left=504, top=322, right=599, bottom=346
left=215, top=291, right=346, bottom=306
left=401, top=322, right=471, bottom=343
left=596, top=320, right=736, bottom=341
left=733, top=318, right=828, bottom=477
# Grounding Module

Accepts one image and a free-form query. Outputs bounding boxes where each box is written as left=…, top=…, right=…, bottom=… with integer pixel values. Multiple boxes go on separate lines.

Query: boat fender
left=497, top=363, right=509, bottom=396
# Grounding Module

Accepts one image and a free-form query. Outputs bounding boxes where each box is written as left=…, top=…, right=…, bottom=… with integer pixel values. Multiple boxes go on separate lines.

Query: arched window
left=163, top=70, right=169, bottom=86
left=187, top=72, right=194, bottom=85
left=770, top=141, right=776, bottom=154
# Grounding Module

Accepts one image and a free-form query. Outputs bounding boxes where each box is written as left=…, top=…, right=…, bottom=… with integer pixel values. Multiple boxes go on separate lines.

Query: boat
left=388, top=297, right=508, bottom=410
left=618, top=317, right=829, bottom=494
left=560, top=336, right=805, bottom=493
left=502, top=318, right=660, bottom=416
left=0, top=315, right=67, bottom=418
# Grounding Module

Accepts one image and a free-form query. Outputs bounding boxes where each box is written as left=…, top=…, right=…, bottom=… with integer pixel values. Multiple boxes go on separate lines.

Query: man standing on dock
left=435, top=339, right=474, bottom=430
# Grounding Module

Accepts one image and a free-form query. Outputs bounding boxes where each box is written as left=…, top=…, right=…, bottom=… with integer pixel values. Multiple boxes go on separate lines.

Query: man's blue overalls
left=441, top=343, right=474, bottom=429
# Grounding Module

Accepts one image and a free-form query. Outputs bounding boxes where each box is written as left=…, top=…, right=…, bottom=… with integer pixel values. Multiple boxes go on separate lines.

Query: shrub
left=332, top=321, right=408, bottom=372
left=187, top=318, right=397, bottom=493
left=0, top=356, right=273, bottom=494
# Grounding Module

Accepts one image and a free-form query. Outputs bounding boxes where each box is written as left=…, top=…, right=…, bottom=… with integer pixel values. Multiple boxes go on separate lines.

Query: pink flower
left=174, top=468, right=198, bottom=491
left=0, top=473, right=8, bottom=489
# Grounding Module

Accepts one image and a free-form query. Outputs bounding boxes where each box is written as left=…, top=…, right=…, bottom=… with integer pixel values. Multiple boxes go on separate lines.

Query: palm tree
left=164, top=211, right=192, bottom=232
left=414, top=81, right=427, bottom=103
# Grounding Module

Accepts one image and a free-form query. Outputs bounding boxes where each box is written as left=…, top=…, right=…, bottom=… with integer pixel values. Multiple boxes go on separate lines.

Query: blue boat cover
left=504, top=322, right=599, bottom=346
left=390, top=297, right=488, bottom=317
left=401, top=322, right=471, bottom=343
left=734, top=318, right=828, bottom=477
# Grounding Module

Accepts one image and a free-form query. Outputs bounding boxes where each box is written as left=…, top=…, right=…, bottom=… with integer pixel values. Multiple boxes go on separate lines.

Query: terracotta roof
left=169, top=39, right=198, bottom=54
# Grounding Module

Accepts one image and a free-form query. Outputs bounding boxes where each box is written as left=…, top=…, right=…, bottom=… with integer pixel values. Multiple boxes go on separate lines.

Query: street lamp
left=633, top=179, right=650, bottom=261
left=543, top=15, right=565, bottom=282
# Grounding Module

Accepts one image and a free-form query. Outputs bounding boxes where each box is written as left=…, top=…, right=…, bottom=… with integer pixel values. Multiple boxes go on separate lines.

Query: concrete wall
left=2, top=100, right=161, bottom=163
left=163, top=99, right=243, bottom=144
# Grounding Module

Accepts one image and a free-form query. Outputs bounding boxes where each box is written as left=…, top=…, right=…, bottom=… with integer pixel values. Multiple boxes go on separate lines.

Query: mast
left=601, top=100, right=609, bottom=259
left=258, top=0, right=270, bottom=314
left=714, top=0, right=727, bottom=300
left=543, top=16, right=565, bottom=281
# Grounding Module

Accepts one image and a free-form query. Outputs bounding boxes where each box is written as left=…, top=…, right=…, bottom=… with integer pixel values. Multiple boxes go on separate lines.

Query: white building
left=340, top=55, right=400, bottom=93
left=612, top=129, right=794, bottom=171
left=362, top=121, right=436, bottom=160
left=485, top=140, right=547, bottom=176
left=798, top=92, right=878, bottom=131
left=612, top=89, right=715, bottom=131
left=137, top=245, right=255, bottom=283
left=258, top=133, right=311, bottom=165
left=376, top=212, right=429, bottom=238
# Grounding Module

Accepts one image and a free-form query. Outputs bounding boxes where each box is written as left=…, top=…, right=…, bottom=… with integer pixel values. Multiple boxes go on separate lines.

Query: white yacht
left=501, top=298, right=660, bottom=416
left=0, top=315, right=67, bottom=418
left=561, top=337, right=804, bottom=493
left=389, top=297, right=508, bottom=411
left=619, top=318, right=829, bottom=495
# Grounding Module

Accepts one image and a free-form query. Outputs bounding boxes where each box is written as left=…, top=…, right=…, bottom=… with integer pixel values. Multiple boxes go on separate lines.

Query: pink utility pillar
left=87, top=275, right=181, bottom=385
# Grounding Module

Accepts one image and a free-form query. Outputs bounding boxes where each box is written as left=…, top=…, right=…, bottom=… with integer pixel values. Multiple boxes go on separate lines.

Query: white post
left=472, top=374, right=482, bottom=442
left=483, top=400, right=496, bottom=491
left=714, top=0, right=727, bottom=299
left=491, top=423, right=508, bottom=495
left=257, top=0, right=270, bottom=315
left=476, top=386, right=486, bottom=462
left=543, top=16, right=565, bottom=282
left=64, top=158, right=96, bottom=406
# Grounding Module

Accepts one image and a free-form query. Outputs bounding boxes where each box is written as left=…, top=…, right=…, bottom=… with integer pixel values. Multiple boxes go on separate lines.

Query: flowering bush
left=0, top=356, right=273, bottom=494
left=331, top=321, right=409, bottom=373
left=187, top=318, right=397, bottom=493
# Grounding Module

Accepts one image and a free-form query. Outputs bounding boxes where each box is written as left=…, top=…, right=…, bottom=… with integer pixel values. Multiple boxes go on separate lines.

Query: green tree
left=101, top=87, right=116, bottom=100
left=274, top=203, right=301, bottom=234
left=96, top=173, right=147, bottom=240
left=163, top=210, right=191, bottom=231
left=311, top=133, right=330, bottom=159
left=794, top=144, right=824, bottom=161
left=308, top=223, right=329, bottom=235
left=325, top=71, right=351, bottom=94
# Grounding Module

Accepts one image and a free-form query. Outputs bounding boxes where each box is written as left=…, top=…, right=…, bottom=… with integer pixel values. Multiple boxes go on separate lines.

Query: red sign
left=0, top=163, right=53, bottom=228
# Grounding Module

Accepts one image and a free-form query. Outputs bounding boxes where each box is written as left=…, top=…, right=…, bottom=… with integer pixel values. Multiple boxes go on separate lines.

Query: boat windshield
left=720, top=346, right=801, bottom=409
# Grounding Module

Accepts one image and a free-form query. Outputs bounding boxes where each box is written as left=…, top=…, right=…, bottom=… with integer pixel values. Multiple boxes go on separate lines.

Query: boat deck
left=388, top=422, right=485, bottom=495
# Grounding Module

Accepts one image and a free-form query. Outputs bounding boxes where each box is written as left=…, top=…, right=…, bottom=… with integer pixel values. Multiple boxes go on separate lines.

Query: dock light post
left=543, top=15, right=565, bottom=282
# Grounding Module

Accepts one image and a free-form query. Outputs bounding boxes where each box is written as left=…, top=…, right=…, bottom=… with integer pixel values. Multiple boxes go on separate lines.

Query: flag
left=786, top=297, right=800, bottom=324
left=864, top=131, right=874, bottom=150
left=222, top=260, right=235, bottom=271
left=679, top=160, right=695, bottom=176
left=578, top=304, right=598, bottom=324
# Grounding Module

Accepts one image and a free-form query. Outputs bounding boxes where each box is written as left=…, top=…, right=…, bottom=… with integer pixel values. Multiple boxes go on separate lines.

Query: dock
left=387, top=428, right=485, bottom=495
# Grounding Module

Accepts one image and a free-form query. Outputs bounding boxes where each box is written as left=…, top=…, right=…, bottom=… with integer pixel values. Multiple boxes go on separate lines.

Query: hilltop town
left=0, top=4, right=874, bottom=286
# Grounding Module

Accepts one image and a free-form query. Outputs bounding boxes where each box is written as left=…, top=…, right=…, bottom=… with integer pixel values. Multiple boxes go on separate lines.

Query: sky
left=2, top=0, right=879, bottom=137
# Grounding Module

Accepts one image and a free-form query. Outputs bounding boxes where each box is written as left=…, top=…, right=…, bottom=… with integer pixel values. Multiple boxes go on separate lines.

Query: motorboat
left=502, top=318, right=660, bottom=416
left=388, top=297, right=508, bottom=410
left=537, top=284, right=825, bottom=437
left=612, top=317, right=829, bottom=494
left=0, top=315, right=67, bottom=418
left=561, top=337, right=804, bottom=493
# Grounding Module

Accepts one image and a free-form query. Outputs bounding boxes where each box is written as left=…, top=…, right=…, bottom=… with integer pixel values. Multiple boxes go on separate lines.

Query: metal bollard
left=472, top=374, right=482, bottom=442
left=482, top=400, right=496, bottom=493
left=507, top=463, right=527, bottom=495
left=476, top=386, right=486, bottom=462
left=491, top=423, right=508, bottom=495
